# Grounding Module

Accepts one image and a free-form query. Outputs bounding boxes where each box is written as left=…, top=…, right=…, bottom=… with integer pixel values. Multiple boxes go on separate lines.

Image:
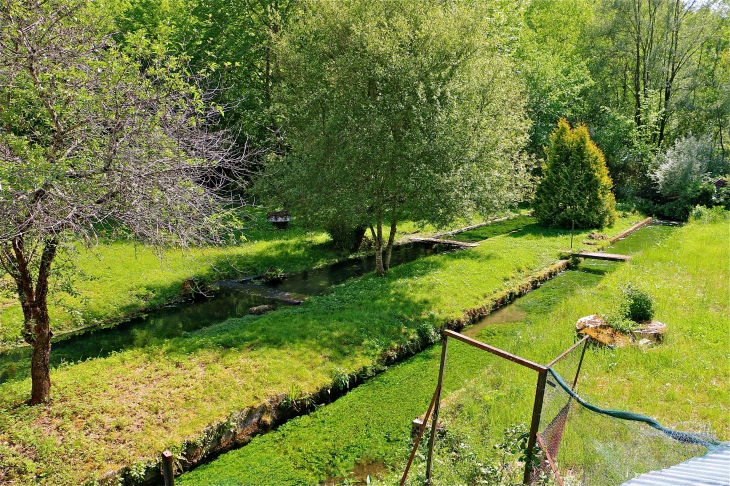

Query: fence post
left=162, top=450, right=174, bottom=486
left=426, top=337, right=449, bottom=484
left=523, top=370, right=548, bottom=484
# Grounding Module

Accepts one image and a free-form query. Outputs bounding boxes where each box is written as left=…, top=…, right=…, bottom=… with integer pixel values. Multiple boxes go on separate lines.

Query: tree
left=533, top=119, right=617, bottom=229
left=259, top=0, right=534, bottom=274
left=516, top=0, right=595, bottom=153
left=650, top=134, right=726, bottom=218
left=580, top=0, right=727, bottom=198
left=118, top=0, right=296, bottom=155
left=588, top=0, right=722, bottom=145
left=0, top=0, right=248, bottom=404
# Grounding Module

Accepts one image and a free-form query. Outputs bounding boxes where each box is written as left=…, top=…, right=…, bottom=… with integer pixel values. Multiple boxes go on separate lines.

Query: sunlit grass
left=179, top=219, right=728, bottom=486
left=0, top=209, right=481, bottom=347
left=0, top=215, right=643, bottom=484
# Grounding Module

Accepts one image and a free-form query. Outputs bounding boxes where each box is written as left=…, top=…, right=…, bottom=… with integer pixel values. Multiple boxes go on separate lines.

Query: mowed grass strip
left=179, top=218, right=728, bottom=486
left=177, top=270, right=609, bottom=486
left=0, top=216, right=640, bottom=484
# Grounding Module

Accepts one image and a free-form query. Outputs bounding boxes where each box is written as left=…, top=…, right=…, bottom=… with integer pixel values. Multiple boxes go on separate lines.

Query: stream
left=0, top=240, right=460, bottom=383
left=176, top=220, right=678, bottom=485
left=0, top=221, right=675, bottom=387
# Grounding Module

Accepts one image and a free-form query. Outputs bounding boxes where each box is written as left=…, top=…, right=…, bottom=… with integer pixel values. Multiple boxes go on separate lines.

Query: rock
left=249, top=304, right=275, bottom=315
left=632, top=321, right=667, bottom=344
left=575, top=314, right=630, bottom=347
left=576, top=315, right=666, bottom=348
left=576, top=314, right=606, bottom=331
left=411, top=416, right=445, bottom=438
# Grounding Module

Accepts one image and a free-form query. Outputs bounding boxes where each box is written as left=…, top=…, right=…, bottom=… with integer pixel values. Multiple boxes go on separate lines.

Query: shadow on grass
left=450, top=216, right=536, bottom=243
left=0, top=245, right=475, bottom=389
left=166, top=252, right=483, bottom=359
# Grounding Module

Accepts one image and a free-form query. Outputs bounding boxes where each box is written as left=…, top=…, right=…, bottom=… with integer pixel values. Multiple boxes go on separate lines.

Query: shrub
left=690, top=205, right=730, bottom=224
left=650, top=135, right=728, bottom=220
left=604, top=284, right=654, bottom=331
left=622, top=284, right=654, bottom=322
left=533, top=119, right=617, bottom=229
left=261, top=267, right=286, bottom=283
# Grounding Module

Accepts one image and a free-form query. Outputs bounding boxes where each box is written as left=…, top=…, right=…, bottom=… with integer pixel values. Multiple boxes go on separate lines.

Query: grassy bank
left=0, top=210, right=457, bottom=347
left=177, top=269, right=610, bottom=486
left=0, top=210, right=332, bottom=346
left=0, top=216, right=641, bottom=484
left=178, top=217, right=728, bottom=485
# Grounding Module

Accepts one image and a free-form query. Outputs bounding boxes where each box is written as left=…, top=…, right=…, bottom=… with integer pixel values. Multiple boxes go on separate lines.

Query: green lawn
left=0, top=215, right=643, bottom=485
left=178, top=216, right=729, bottom=486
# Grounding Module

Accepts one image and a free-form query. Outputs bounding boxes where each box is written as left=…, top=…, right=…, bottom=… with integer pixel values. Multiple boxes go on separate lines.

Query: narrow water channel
left=177, top=221, right=677, bottom=485
left=0, top=240, right=458, bottom=384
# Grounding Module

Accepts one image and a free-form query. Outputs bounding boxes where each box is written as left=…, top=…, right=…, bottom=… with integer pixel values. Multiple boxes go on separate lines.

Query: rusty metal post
left=399, top=385, right=441, bottom=486
left=571, top=339, right=589, bottom=390
left=162, top=450, right=174, bottom=486
left=523, top=370, right=548, bottom=485
left=426, top=337, right=449, bottom=484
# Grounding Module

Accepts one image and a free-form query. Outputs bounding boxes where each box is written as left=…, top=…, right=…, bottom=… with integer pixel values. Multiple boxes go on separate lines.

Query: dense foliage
left=255, top=0, right=534, bottom=274
left=533, top=119, right=617, bottom=229
left=114, top=0, right=729, bottom=219
left=650, top=134, right=730, bottom=219
left=0, top=0, right=247, bottom=403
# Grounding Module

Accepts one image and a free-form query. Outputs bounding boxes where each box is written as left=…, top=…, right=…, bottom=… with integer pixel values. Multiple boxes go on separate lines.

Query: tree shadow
left=0, top=242, right=481, bottom=388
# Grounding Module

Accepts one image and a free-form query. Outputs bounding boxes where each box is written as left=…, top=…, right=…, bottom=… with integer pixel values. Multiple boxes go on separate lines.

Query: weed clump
left=261, top=266, right=286, bottom=283
left=604, top=284, right=654, bottom=332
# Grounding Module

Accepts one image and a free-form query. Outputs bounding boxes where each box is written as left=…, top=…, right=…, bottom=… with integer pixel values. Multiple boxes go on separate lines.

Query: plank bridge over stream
left=574, top=251, right=631, bottom=262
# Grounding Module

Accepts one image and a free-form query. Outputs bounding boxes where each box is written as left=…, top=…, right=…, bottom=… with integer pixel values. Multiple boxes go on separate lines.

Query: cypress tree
left=533, top=119, right=617, bottom=229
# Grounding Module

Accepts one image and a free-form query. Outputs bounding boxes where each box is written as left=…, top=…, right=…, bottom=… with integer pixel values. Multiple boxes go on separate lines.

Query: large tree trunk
left=29, top=306, right=52, bottom=405
left=0, top=236, right=58, bottom=405
left=383, top=215, right=398, bottom=272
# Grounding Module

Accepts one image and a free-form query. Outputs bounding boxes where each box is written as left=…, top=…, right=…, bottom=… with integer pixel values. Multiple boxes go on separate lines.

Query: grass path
left=0, top=216, right=642, bottom=484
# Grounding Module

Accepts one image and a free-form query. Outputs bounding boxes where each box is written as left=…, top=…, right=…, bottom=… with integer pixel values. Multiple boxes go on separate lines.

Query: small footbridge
left=574, top=251, right=631, bottom=262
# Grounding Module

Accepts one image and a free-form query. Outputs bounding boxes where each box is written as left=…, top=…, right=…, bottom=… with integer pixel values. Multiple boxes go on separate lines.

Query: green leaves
left=261, top=0, right=533, bottom=251
left=533, top=119, right=617, bottom=229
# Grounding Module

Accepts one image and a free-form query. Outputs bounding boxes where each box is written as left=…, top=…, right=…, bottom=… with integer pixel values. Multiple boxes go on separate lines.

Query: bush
left=604, top=284, right=654, bottom=331
left=533, top=119, right=617, bottom=229
left=690, top=205, right=730, bottom=224
left=261, top=267, right=286, bottom=283
left=622, top=284, right=654, bottom=322
left=326, top=222, right=367, bottom=252
left=650, top=135, right=728, bottom=220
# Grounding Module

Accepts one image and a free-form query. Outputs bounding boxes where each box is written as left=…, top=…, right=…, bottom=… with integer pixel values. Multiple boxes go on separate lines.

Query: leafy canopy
left=258, top=0, right=534, bottom=271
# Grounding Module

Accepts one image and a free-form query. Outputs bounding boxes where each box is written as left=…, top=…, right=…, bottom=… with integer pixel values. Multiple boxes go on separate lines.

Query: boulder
left=576, top=315, right=666, bottom=347
left=249, top=304, right=275, bottom=315
left=576, top=315, right=630, bottom=347
left=632, top=321, right=667, bottom=344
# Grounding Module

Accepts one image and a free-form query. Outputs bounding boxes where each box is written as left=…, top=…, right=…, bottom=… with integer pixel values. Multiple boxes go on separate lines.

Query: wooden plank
left=410, top=237, right=478, bottom=248
left=609, top=217, right=653, bottom=244
left=576, top=252, right=631, bottom=261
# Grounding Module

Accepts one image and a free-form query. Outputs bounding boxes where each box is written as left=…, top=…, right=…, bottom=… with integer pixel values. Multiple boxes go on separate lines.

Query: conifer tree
left=534, top=119, right=617, bottom=229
